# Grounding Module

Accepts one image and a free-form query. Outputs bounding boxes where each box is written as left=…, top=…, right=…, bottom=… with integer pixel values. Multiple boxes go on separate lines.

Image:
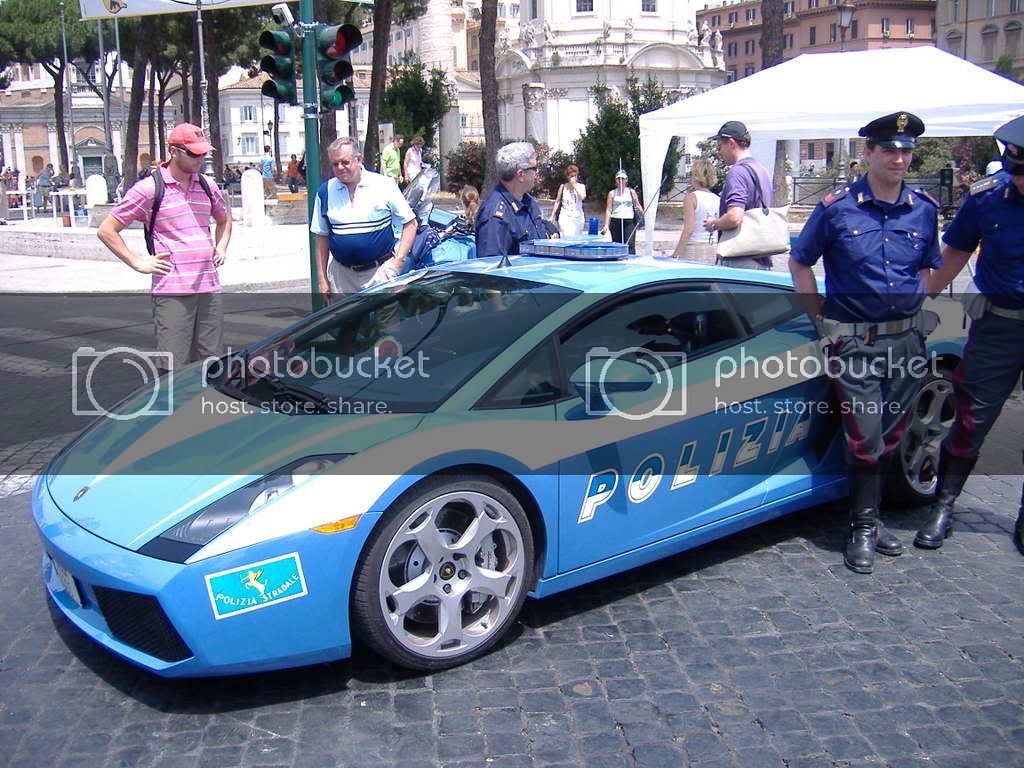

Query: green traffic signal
left=315, top=23, right=362, bottom=111
left=258, top=29, right=297, bottom=105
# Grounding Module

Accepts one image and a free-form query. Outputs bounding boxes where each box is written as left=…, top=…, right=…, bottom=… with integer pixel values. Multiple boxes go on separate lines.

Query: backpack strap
left=145, top=171, right=165, bottom=256
left=145, top=172, right=217, bottom=256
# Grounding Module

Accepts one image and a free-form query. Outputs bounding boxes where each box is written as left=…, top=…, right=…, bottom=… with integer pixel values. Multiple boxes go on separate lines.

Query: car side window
left=559, top=288, right=743, bottom=376
left=476, top=338, right=565, bottom=409
left=720, top=282, right=804, bottom=335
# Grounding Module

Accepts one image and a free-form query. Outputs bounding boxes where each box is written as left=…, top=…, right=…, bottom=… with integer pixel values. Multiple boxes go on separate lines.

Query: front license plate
left=50, top=557, right=83, bottom=607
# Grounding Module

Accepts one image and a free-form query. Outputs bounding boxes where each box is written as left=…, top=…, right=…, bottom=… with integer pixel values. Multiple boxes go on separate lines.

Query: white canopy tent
left=639, top=46, right=1024, bottom=253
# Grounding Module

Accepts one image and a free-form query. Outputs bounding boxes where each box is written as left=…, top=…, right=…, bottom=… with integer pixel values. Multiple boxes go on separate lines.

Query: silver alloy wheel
left=898, top=373, right=956, bottom=497
left=376, top=489, right=526, bottom=660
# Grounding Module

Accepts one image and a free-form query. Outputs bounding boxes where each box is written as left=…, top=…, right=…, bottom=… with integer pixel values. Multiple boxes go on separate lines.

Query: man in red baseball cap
left=97, top=122, right=231, bottom=372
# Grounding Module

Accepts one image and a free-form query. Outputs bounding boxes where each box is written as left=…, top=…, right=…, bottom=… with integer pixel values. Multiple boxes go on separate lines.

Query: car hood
left=46, top=372, right=422, bottom=550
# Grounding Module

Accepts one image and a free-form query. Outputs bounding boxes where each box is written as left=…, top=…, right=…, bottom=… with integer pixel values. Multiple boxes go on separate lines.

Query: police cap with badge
left=857, top=111, right=925, bottom=148
left=994, top=114, right=1024, bottom=174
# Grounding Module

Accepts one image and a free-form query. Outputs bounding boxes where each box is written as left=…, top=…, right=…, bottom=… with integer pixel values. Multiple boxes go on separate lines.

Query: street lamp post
left=837, top=2, right=856, bottom=52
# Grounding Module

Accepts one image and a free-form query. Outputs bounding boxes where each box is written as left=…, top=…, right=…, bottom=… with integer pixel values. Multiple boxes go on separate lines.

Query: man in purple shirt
left=702, top=120, right=774, bottom=270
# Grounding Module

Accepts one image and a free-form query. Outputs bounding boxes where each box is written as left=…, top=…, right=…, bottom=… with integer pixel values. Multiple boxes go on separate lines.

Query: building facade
left=495, top=0, right=727, bottom=152
left=935, top=0, right=1023, bottom=72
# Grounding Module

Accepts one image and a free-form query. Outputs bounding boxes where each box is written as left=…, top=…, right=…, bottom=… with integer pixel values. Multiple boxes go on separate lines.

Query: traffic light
left=259, top=29, right=297, bottom=105
left=316, top=23, right=362, bottom=110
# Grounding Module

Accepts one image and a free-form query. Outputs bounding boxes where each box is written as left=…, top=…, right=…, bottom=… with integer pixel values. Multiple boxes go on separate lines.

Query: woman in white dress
left=549, top=164, right=587, bottom=236
left=671, top=159, right=721, bottom=263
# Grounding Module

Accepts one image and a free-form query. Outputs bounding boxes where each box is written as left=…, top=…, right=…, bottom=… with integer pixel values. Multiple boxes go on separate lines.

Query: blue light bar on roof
left=520, top=239, right=629, bottom=260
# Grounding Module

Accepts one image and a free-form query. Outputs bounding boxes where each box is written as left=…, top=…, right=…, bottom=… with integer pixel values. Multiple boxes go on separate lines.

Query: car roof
left=438, top=255, right=796, bottom=293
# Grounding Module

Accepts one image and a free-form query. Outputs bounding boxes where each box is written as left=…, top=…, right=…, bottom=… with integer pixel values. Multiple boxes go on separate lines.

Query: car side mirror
left=569, top=357, right=653, bottom=416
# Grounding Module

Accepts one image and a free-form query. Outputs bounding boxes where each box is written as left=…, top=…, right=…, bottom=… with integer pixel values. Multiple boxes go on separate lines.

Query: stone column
left=47, top=124, right=60, bottom=168
left=522, top=83, right=546, bottom=145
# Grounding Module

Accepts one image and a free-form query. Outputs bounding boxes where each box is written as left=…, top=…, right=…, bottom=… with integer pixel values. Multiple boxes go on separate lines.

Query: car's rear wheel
left=351, top=476, right=533, bottom=671
left=887, top=363, right=958, bottom=506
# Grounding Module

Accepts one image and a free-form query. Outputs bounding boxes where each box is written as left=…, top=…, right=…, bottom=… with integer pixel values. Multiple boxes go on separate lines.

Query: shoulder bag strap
left=739, top=163, right=769, bottom=214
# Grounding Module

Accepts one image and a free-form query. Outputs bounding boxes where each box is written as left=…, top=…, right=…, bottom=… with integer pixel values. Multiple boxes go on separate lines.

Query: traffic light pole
left=299, top=0, right=323, bottom=312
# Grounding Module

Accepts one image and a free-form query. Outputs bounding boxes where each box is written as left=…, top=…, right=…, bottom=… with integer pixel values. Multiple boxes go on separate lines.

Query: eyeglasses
left=520, top=165, right=538, bottom=173
left=172, top=145, right=204, bottom=159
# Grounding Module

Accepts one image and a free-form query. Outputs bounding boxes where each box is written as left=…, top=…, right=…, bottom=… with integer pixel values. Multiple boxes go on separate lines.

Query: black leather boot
left=875, top=454, right=903, bottom=556
left=1014, top=478, right=1024, bottom=557
left=845, top=465, right=881, bottom=574
left=914, top=452, right=977, bottom=549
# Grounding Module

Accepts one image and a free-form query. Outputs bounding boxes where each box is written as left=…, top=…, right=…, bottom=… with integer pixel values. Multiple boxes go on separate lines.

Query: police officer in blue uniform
left=790, top=112, right=942, bottom=574
left=917, top=114, right=1024, bottom=556
left=475, top=141, right=549, bottom=258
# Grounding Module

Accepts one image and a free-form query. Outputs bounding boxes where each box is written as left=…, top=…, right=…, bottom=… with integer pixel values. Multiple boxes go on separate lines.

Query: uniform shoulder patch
left=493, top=202, right=506, bottom=218
left=821, top=187, right=850, bottom=207
left=912, top=187, right=940, bottom=207
left=968, top=176, right=1000, bottom=196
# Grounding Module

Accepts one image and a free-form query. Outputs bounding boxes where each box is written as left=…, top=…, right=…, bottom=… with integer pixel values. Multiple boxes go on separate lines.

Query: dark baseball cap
left=709, top=121, right=749, bottom=141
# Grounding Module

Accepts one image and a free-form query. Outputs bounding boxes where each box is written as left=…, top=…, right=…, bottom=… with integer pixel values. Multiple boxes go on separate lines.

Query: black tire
left=886, top=363, right=958, bottom=506
left=351, top=475, right=534, bottom=671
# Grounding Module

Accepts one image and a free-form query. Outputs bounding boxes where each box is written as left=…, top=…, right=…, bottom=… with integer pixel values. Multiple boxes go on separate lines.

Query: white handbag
left=715, top=166, right=790, bottom=260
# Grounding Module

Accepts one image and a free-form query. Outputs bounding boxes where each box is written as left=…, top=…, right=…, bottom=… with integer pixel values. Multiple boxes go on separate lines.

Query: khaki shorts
left=327, top=259, right=398, bottom=296
left=152, top=292, right=223, bottom=370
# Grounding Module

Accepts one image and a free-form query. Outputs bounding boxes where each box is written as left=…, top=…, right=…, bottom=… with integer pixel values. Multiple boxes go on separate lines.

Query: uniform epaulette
left=969, top=176, right=1000, bottom=196
left=821, top=186, right=850, bottom=207
left=912, top=188, right=940, bottom=207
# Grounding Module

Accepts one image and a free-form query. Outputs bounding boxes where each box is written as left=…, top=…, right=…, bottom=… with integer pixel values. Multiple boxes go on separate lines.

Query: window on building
left=530, top=0, right=537, bottom=18
left=953, top=0, right=960, bottom=20
left=906, top=17, right=915, bottom=36
left=497, top=3, right=505, bottom=16
left=987, top=0, right=998, bottom=15
left=241, top=105, right=257, bottom=122
left=849, top=139, right=857, bottom=155
left=829, top=23, right=837, bottom=41
left=807, top=0, right=819, bottom=8
left=807, top=143, right=816, bottom=160
left=746, top=7, right=756, bottom=21
left=809, top=26, right=816, bottom=44
left=981, top=25, right=998, bottom=58
left=642, top=0, right=657, bottom=11
left=784, top=33, right=794, bottom=48
left=851, top=19, right=858, bottom=37
left=784, top=1, right=795, bottom=13
left=728, top=11, right=738, bottom=24
left=825, top=142, right=835, bottom=166
left=576, top=0, right=593, bottom=12
left=945, top=30, right=963, bottom=53
left=712, top=14, right=721, bottom=25
left=511, top=4, right=519, bottom=17
left=727, top=41, right=738, bottom=56
left=242, top=134, right=259, bottom=155
left=727, top=68, right=737, bottom=82
left=882, top=17, right=892, bottom=36
left=744, top=64, right=755, bottom=76
left=745, top=39, right=755, bottom=54
left=1007, top=21, right=1022, bottom=55
left=1011, top=0, right=1020, bottom=12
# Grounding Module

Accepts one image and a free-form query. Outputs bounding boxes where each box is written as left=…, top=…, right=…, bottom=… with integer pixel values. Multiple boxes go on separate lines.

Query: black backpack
left=144, top=170, right=215, bottom=255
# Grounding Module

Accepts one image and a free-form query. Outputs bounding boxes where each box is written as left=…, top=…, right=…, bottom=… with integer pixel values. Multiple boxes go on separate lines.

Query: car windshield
left=221, top=272, right=578, bottom=414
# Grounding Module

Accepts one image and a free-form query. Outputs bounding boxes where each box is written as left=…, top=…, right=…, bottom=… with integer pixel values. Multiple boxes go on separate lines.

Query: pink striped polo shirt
left=111, top=164, right=228, bottom=295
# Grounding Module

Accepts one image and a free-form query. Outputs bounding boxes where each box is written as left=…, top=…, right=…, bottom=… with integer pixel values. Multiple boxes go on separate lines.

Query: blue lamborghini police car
left=34, top=253, right=966, bottom=675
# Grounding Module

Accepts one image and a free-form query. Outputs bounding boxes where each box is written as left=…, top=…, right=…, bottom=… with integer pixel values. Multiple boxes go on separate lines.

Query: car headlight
left=138, top=455, right=348, bottom=563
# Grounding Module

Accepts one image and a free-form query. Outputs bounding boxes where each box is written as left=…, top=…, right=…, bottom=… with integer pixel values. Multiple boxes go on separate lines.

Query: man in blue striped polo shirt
left=310, top=137, right=417, bottom=303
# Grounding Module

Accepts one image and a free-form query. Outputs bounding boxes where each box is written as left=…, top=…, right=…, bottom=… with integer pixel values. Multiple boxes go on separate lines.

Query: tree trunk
left=45, top=63, right=70, bottom=172
left=158, top=70, right=174, bottom=152
left=122, top=18, right=153, bottom=185
left=148, top=63, right=156, bottom=161
left=479, top=0, right=499, bottom=193
left=362, top=0, right=394, bottom=175
left=180, top=69, right=191, bottom=125
left=760, top=0, right=788, bottom=206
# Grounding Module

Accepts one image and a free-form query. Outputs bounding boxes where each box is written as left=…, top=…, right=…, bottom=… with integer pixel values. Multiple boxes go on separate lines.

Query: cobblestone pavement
left=2, top=468, right=1022, bottom=768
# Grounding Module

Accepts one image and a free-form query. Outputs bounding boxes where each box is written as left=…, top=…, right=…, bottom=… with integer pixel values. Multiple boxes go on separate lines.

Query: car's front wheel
left=887, top=363, right=958, bottom=506
left=351, top=476, right=534, bottom=671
